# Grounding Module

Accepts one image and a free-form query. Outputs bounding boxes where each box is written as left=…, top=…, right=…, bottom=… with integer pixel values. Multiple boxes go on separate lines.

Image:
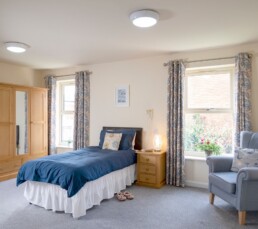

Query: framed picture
left=115, top=85, right=129, bottom=107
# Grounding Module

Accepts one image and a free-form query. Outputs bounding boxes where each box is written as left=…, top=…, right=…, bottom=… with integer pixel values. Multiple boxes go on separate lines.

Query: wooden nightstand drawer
left=139, top=174, right=156, bottom=184
left=139, top=164, right=156, bottom=174
left=139, top=154, right=156, bottom=164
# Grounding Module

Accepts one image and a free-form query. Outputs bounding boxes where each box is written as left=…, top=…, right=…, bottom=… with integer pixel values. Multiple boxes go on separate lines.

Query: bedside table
left=135, top=150, right=166, bottom=188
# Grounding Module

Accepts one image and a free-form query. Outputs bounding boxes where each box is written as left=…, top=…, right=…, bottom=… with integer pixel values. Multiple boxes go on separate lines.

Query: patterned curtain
left=45, top=75, right=57, bottom=155
left=166, top=60, right=185, bottom=187
left=73, top=71, right=90, bottom=150
left=234, top=53, right=252, bottom=147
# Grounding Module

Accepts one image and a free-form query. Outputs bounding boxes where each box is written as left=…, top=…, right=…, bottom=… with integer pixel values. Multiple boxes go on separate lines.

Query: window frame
left=184, top=65, right=234, bottom=157
left=56, top=79, right=75, bottom=147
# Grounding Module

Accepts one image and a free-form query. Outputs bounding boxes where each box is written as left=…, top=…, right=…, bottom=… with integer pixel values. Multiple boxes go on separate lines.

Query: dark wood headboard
left=102, top=127, right=142, bottom=150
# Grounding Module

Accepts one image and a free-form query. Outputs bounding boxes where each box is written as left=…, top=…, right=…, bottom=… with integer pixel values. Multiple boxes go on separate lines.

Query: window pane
left=184, top=113, right=233, bottom=157
left=64, top=85, right=75, bottom=101
left=64, top=101, right=74, bottom=111
left=61, top=114, right=74, bottom=143
left=187, top=73, right=231, bottom=109
left=63, top=85, right=75, bottom=111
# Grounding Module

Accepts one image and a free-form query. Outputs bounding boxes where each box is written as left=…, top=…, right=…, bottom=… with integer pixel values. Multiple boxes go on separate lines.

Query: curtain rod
left=44, top=71, right=92, bottom=79
left=54, top=74, right=75, bottom=78
left=163, top=56, right=235, bottom=66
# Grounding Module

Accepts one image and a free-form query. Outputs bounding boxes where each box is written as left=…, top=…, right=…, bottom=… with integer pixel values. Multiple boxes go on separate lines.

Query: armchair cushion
left=231, top=148, right=258, bottom=172
left=209, top=172, right=237, bottom=194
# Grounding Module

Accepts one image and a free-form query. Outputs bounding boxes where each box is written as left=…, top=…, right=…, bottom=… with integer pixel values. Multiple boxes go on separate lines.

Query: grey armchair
left=206, top=131, right=258, bottom=225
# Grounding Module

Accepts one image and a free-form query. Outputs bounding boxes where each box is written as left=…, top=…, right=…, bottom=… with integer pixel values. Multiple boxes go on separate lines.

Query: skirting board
left=185, top=180, right=208, bottom=189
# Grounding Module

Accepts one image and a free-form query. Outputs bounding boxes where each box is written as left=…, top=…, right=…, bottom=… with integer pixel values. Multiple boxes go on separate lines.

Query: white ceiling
left=1, top=0, right=258, bottom=69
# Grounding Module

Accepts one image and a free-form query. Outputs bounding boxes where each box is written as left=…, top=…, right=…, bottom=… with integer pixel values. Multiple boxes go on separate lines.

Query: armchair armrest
left=206, top=156, right=233, bottom=173
left=236, top=168, right=258, bottom=210
left=237, top=167, right=258, bottom=181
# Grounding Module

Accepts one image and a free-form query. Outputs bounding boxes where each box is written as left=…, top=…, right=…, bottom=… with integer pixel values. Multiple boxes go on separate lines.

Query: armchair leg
left=238, top=211, right=246, bottom=225
left=209, top=193, right=215, bottom=205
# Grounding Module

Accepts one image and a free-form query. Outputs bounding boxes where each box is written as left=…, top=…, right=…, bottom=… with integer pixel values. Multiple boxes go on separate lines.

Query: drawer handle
left=145, top=177, right=149, bottom=181
left=146, top=158, right=150, bottom=162
left=145, top=168, right=149, bottom=172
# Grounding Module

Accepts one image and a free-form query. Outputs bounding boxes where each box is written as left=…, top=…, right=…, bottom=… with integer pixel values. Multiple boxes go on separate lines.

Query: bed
left=17, top=127, right=142, bottom=218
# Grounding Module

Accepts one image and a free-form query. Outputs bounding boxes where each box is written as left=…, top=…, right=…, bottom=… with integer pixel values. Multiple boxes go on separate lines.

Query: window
left=184, top=65, right=234, bottom=157
left=56, top=80, right=75, bottom=147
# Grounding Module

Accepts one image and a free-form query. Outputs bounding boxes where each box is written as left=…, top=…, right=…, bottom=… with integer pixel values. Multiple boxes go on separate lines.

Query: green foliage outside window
left=184, top=114, right=232, bottom=155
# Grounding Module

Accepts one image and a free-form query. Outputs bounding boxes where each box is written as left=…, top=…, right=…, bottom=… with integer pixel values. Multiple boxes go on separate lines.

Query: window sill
left=185, top=156, right=206, bottom=161
left=56, top=146, right=73, bottom=149
left=185, top=154, right=233, bottom=161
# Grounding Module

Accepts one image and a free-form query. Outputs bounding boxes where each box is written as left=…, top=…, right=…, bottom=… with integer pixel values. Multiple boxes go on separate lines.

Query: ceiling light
left=129, top=9, right=159, bottom=28
left=5, top=42, right=30, bottom=53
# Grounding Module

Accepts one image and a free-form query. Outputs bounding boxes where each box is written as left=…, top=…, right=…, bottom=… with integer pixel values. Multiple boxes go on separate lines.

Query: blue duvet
left=17, top=146, right=136, bottom=197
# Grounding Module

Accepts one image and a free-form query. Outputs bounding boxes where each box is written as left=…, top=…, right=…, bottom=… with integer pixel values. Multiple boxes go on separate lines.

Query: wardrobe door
left=0, top=85, right=14, bottom=160
left=30, top=88, right=48, bottom=156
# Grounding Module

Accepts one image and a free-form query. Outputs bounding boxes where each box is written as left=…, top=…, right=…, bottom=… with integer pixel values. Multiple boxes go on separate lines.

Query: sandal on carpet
left=116, top=192, right=126, bottom=201
left=123, top=191, right=134, bottom=200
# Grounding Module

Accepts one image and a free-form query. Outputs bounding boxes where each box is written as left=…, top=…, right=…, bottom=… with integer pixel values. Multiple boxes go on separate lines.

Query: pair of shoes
left=116, top=192, right=126, bottom=201
left=123, top=191, right=134, bottom=200
left=116, top=191, right=134, bottom=201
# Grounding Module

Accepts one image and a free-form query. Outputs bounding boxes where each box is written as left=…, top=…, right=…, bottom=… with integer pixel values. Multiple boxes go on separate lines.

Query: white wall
left=41, top=41, right=258, bottom=188
left=0, top=61, right=42, bottom=87
left=41, top=56, right=168, bottom=149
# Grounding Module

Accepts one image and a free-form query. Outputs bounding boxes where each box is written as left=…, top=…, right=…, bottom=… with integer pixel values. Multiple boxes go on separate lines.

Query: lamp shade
left=5, top=42, right=30, bottom=53
left=153, top=134, right=162, bottom=151
left=130, top=10, right=159, bottom=28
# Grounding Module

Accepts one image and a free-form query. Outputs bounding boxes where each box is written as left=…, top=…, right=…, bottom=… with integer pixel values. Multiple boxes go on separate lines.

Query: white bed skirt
left=24, top=164, right=136, bottom=218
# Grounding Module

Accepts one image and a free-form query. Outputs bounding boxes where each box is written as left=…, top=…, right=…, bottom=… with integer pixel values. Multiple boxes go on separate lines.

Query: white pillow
left=102, top=133, right=122, bottom=150
left=231, top=148, right=258, bottom=172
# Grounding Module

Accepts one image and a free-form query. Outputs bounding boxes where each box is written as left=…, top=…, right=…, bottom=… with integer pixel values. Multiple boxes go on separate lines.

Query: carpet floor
left=0, top=179, right=258, bottom=229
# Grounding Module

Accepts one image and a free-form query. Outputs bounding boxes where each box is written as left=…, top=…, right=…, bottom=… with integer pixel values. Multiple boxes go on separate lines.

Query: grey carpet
left=0, top=179, right=257, bottom=229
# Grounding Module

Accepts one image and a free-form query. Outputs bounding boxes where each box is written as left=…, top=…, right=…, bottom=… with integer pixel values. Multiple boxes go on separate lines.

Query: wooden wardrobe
left=0, top=83, right=48, bottom=181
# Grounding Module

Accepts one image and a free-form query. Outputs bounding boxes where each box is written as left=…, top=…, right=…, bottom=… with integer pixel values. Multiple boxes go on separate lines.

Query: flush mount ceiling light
left=129, top=9, right=159, bottom=28
left=5, top=42, right=30, bottom=53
